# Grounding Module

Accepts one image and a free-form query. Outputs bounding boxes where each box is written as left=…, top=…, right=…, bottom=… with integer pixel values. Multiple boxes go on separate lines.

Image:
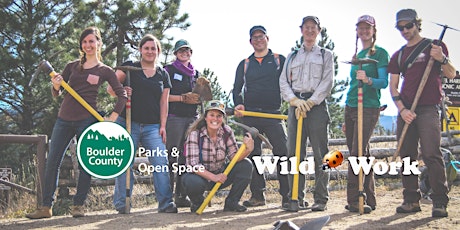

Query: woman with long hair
left=344, top=15, right=389, bottom=213
left=26, top=27, right=127, bottom=219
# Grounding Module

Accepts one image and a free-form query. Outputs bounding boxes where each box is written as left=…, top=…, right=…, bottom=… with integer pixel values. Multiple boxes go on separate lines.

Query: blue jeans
left=113, top=117, right=174, bottom=211
left=42, top=117, right=96, bottom=207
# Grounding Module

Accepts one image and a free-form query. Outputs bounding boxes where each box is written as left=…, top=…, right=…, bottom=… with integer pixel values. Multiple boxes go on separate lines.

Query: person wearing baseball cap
left=181, top=100, right=255, bottom=213
left=388, top=8, right=456, bottom=218
left=164, top=38, right=201, bottom=209
left=344, top=14, right=389, bottom=214
left=173, top=39, right=192, bottom=54
left=232, top=25, right=289, bottom=209
left=280, top=15, right=334, bottom=212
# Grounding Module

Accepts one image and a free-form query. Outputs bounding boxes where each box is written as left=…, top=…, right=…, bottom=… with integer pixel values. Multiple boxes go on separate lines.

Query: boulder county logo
left=77, top=122, right=134, bottom=179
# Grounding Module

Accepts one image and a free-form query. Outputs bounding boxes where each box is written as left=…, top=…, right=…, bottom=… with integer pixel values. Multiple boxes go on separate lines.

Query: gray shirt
left=279, top=44, right=334, bottom=105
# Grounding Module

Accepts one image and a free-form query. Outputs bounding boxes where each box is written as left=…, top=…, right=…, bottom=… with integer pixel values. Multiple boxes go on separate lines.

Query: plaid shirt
left=185, top=125, right=238, bottom=173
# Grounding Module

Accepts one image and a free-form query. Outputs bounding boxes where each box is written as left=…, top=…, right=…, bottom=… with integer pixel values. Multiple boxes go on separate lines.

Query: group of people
left=26, top=8, right=455, bottom=220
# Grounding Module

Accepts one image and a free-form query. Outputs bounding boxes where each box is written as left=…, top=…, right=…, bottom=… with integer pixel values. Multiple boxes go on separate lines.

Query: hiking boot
left=25, top=206, right=52, bottom=219
left=116, top=207, right=128, bottom=214
left=345, top=204, right=372, bottom=214
left=159, top=204, right=178, bottom=213
left=71, top=205, right=85, bottom=218
left=175, top=196, right=191, bottom=208
left=281, top=196, right=290, bottom=207
left=432, top=204, right=448, bottom=218
left=396, top=202, right=421, bottom=213
left=223, top=203, right=247, bottom=212
left=190, top=203, right=200, bottom=213
left=282, top=200, right=308, bottom=211
left=242, top=197, right=265, bottom=207
left=311, top=203, right=327, bottom=212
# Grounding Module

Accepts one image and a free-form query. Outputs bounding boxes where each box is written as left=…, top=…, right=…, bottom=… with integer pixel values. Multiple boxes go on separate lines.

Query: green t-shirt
left=345, top=45, right=389, bottom=108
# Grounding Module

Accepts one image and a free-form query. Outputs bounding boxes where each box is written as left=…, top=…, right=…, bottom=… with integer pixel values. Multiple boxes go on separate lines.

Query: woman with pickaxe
left=108, top=34, right=177, bottom=214
left=26, top=27, right=127, bottom=219
left=181, top=100, right=254, bottom=213
left=343, top=15, right=389, bottom=214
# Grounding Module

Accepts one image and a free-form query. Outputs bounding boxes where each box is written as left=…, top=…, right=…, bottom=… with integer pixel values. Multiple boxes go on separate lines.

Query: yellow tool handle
left=237, top=110, right=288, bottom=120
left=196, top=144, right=247, bottom=215
left=50, top=71, right=104, bottom=122
left=291, top=117, right=303, bottom=201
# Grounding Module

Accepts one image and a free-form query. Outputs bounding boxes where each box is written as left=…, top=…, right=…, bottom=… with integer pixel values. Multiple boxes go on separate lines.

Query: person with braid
left=26, top=27, right=127, bottom=219
left=343, top=15, right=389, bottom=213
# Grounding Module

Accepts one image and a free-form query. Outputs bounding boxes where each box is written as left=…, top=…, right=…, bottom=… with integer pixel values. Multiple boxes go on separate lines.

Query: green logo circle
left=77, top=122, right=134, bottom=179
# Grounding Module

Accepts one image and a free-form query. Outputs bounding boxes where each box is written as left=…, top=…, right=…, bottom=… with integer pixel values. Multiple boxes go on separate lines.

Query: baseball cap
left=173, top=39, right=191, bottom=54
left=300, top=16, right=320, bottom=28
left=205, top=100, right=226, bottom=115
left=356, top=15, right=376, bottom=26
left=396, top=9, right=418, bottom=23
left=250, top=25, right=267, bottom=37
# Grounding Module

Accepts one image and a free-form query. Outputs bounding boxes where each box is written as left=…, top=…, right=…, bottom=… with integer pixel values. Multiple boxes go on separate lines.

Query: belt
left=294, top=92, right=313, bottom=99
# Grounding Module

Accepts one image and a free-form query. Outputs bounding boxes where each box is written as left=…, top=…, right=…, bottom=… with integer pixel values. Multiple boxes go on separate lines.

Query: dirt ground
left=1, top=183, right=459, bottom=230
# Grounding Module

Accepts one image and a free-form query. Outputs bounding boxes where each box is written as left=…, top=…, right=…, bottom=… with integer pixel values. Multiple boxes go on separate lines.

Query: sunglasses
left=396, top=22, right=415, bottom=31
left=208, top=101, right=225, bottom=110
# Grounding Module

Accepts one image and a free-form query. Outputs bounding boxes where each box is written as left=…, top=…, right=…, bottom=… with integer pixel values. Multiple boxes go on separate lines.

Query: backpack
left=285, top=47, right=325, bottom=88
left=419, top=148, right=459, bottom=195
left=397, top=38, right=432, bottom=76
left=242, top=53, right=281, bottom=99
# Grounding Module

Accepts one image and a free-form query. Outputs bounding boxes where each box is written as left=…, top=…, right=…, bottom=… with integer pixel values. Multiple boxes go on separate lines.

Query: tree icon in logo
left=77, top=122, right=134, bottom=179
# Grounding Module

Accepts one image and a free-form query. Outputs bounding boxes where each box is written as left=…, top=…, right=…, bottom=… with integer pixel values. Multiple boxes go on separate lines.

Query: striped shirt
left=185, top=125, right=238, bottom=173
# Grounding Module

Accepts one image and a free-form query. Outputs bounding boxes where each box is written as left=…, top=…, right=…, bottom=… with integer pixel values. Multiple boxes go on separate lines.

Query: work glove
left=305, top=99, right=315, bottom=112
left=295, top=107, right=307, bottom=120
left=181, top=92, right=201, bottom=104
left=289, top=97, right=308, bottom=112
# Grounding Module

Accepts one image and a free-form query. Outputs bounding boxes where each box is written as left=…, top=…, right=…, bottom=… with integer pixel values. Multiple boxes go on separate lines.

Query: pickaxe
left=392, top=23, right=460, bottom=162
left=225, top=108, right=288, bottom=120
left=343, top=57, right=378, bottom=214
left=192, top=76, right=213, bottom=115
left=284, top=116, right=303, bottom=212
left=30, top=60, right=104, bottom=121
left=113, top=65, right=143, bottom=214
left=273, top=215, right=330, bottom=230
left=195, top=120, right=272, bottom=214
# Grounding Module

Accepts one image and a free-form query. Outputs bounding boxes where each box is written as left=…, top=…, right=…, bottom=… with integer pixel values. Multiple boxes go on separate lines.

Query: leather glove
left=289, top=97, right=308, bottom=112
left=305, top=99, right=315, bottom=112
left=181, top=92, right=201, bottom=104
left=295, top=107, right=307, bottom=120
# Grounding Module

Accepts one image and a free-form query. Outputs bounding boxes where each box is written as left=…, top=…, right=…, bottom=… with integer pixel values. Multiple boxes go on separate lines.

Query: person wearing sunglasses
left=181, top=100, right=254, bottom=212
left=164, top=39, right=201, bottom=208
left=343, top=15, right=389, bottom=214
left=232, top=25, right=289, bottom=208
left=388, top=8, right=457, bottom=218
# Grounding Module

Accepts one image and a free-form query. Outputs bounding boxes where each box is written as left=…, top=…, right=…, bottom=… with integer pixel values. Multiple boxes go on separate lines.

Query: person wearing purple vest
left=164, top=39, right=201, bottom=208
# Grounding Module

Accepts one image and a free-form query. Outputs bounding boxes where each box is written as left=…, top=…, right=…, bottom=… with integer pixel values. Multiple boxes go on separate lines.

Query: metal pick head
left=29, top=60, right=54, bottom=87
left=342, top=58, right=378, bottom=65
left=432, top=21, right=460, bottom=32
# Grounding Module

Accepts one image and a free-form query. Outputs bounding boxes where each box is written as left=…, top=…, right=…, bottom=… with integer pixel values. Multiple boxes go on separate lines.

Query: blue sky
left=168, top=0, right=460, bottom=116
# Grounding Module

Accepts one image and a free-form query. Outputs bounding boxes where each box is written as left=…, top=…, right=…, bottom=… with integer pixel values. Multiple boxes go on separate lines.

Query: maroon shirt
left=388, top=39, right=448, bottom=106
left=55, top=60, right=127, bottom=121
